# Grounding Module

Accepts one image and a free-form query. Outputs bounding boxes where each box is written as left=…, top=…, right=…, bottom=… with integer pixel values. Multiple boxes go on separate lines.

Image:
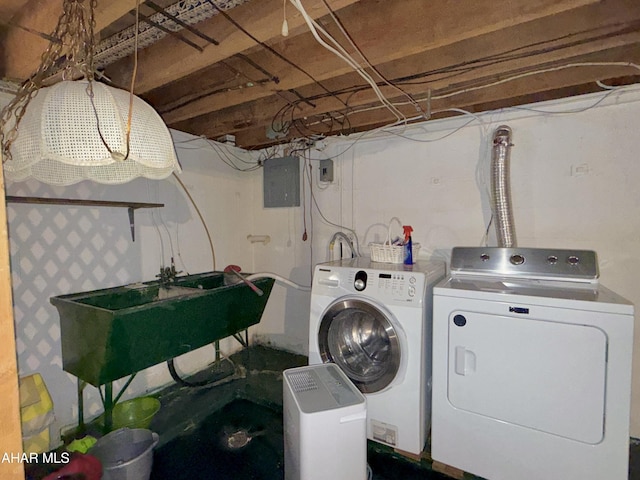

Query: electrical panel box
left=319, top=159, right=334, bottom=182
left=264, top=156, right=300, bottom=208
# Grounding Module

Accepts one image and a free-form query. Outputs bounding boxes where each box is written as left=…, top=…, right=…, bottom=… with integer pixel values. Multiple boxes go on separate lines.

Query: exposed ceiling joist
left=103, top=0, right=361, bottom=93
left=1, top=0, right=640, bottom=151
left=159, top=0, right=599, bottom=126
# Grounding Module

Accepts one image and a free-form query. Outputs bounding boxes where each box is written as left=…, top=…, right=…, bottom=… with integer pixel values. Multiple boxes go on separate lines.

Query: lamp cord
left=91, top=0, right=140, bottom=162
left=88, top=0, right=139, bottom=161
left=123, top=0, right=142, bottom=161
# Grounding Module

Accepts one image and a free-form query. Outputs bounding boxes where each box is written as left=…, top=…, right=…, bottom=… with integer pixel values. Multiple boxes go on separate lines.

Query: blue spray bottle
left=403, top=225, right=413, bottom=265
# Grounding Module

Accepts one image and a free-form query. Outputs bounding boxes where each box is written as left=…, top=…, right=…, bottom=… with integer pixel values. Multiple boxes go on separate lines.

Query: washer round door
left=318, top=297, right=403, bottom=393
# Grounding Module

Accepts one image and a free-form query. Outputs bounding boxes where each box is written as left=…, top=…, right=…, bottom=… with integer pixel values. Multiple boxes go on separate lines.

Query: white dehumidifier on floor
left=283, top=363, right=367, bottom=480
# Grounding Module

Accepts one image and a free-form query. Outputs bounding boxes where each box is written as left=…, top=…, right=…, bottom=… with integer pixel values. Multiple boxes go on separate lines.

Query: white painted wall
left=5, top=85, right=640, bottom=444
left=248, top=86, right=640, bottom=438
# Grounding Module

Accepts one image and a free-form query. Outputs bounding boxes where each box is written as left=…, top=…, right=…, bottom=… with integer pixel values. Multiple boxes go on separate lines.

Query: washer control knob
left=480, top=253, right=490, bottom=262
left=567, top=255, right=580, bottom=266
left=510, top=254, right=525, bottom=265
left=547, top=255, right=558, bottom=264
left=354, top=270, right=368, bottom=291
left=408, top=286, right=416, bottom=297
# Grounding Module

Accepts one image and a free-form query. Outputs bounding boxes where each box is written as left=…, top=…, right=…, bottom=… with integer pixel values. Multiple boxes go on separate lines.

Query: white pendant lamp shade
left=3, top=80, right=181, bottom=185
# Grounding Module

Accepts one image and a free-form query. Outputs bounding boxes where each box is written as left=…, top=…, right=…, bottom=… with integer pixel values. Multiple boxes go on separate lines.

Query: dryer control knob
left=510, top=254, right=525, bottom=265
left=567, top=255, right=580, bottom=265
left=354, top=279, right=365, bottom=291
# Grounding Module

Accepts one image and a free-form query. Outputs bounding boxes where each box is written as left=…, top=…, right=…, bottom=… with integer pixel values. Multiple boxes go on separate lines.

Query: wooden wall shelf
left=5, top=196, right=164, bottom=241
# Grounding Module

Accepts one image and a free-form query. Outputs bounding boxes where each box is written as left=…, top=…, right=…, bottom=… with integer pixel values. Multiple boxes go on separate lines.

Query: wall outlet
left=320, top=159, right=334, bottom=182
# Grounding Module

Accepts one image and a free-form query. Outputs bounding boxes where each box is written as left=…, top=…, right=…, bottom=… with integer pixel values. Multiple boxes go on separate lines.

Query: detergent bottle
left=403, top=225, right=413, bottom=265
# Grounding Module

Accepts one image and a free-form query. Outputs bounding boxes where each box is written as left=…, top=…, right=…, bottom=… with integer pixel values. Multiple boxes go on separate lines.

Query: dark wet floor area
left=150, top=397, right=456, bottom=480
left=27, top=345, right=640, bottom=480
left=148, top=346, right=453, bottom=480
left=151, top=399, right=284, bottom=480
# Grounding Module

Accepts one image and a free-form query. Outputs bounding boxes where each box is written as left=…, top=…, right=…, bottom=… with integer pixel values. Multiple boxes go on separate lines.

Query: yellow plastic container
left=19, top=373, right=54, bottom=454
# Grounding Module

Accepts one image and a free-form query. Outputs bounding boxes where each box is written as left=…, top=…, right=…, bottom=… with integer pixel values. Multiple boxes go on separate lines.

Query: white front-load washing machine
left=431, top=247, right=634, bottom=480
left=309, top=258, right=446, bottom=455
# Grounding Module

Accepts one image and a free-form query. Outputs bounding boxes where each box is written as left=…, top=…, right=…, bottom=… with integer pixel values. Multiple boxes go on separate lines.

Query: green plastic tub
left=108, top=397, right=160, bottom=430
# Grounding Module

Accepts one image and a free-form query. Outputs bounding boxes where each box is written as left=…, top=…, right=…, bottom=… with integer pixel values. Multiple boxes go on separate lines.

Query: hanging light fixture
left=0, top=0, right=181, bottom=186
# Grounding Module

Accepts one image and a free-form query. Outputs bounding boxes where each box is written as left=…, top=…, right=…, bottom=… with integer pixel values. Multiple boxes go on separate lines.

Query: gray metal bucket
left=90, top=427, right=159, bottom=480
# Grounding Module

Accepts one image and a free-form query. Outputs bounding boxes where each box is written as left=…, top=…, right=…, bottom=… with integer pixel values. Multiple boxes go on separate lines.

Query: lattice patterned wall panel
left=7, top=181, right=144, bottom=438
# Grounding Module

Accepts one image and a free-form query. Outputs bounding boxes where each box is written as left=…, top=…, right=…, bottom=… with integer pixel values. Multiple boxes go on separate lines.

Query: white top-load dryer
left=431, top=247, right=634, bottom=480
left=309, top=258, right=445, bottom=455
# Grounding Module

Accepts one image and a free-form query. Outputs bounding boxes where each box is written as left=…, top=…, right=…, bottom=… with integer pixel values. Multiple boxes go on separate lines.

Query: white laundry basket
left=369, top=217, right=420, bottom=263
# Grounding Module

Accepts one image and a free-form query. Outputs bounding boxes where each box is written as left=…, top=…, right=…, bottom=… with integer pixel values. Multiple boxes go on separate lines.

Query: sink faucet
left=156, top=259, right=182, bottom=285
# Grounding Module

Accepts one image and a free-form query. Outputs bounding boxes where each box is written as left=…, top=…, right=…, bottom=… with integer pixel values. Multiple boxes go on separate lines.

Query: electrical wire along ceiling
left=1, top=0, right=640, bottom=151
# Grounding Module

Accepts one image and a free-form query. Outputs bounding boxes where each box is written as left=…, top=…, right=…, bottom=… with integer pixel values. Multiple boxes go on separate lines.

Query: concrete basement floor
left=25, top=345, right=640, bottom=479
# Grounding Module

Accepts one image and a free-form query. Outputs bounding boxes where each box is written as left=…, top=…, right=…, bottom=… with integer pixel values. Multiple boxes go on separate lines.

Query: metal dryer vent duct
left=491, top=125, right=517, bottom=248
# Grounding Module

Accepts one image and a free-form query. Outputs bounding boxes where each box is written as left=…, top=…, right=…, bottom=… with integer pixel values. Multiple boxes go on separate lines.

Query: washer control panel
left=350, top=269, right=424, bottom=304
left=451, top=247, right=599, bottom=282
left=312, top=259, right=444, bottom=306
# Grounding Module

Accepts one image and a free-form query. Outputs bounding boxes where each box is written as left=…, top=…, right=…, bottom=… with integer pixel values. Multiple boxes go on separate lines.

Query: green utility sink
left=51, top=272, right=275, bottom=387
